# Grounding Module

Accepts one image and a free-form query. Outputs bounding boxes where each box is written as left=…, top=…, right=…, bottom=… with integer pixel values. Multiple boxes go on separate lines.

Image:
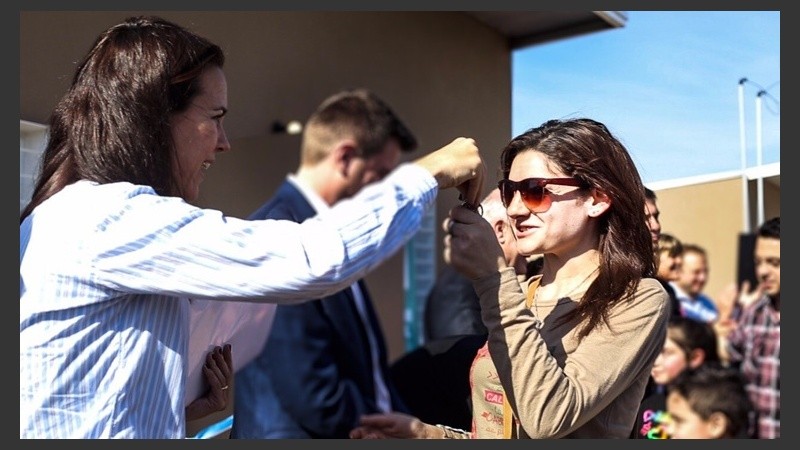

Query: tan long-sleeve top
left=472, top=268, right=669, bottom=439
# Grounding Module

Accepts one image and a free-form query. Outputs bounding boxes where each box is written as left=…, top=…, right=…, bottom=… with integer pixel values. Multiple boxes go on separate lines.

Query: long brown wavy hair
left=500, top=118, right=655, bottom=340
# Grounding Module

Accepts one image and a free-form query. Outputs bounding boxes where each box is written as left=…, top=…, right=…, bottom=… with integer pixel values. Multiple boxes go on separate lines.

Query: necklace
left=531, top=266, right=599, bottom=330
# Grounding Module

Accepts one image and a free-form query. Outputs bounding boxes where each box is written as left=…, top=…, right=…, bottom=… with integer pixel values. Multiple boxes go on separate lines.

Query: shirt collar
left=286, top=173, right=330, bottom=214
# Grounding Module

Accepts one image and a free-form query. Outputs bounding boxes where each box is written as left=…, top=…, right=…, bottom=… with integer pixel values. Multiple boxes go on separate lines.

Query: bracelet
left=435, top=423, right=470, bottom=439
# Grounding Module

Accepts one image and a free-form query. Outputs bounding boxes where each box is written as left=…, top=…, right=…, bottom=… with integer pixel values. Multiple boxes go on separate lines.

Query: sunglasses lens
left=499, top=180, right=548, bottom=212
left=520, top=183, right=546, bottom=212
left=499, top=180, right=516, bottom=207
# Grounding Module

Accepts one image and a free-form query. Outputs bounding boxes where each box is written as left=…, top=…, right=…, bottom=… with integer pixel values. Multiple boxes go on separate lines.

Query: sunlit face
left=666, top=392, right=720, bottom=439
left=170, top=65, right=230, bottom=202
left=676, top=251, right=708, bottom=297
left=644, top=198, right=661, bottom=250
left=504, top=150, right=594, bottom=258
left=650, top=337, right=689, bottom=385
left=342, top=139, right=402, bottom=198
left=754, top=236, right=780, bottom=297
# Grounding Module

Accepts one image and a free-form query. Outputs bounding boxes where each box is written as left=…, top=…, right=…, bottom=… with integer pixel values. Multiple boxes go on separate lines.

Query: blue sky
left=512, top=11, right=780, bottom=185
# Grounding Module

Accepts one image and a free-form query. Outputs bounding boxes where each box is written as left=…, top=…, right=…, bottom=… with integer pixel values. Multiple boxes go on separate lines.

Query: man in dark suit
left=230, top=89, right=417, bottom=438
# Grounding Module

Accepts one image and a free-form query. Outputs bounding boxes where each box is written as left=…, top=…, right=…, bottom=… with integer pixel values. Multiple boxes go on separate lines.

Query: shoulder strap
left=525, top=276, right=541, bottom=308
left=502, top=395, right=514, bottom=438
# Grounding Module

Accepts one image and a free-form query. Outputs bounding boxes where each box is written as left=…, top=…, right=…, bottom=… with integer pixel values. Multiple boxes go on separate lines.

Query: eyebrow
left=189, top=103, right=228, bottom=116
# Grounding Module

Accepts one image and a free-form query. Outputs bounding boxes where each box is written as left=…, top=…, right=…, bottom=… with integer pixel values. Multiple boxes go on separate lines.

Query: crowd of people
left=20, top=15, right=779, bottom=440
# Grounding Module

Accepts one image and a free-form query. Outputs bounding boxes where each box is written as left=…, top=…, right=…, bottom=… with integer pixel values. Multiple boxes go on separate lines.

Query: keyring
left=458, top=194, right=483, bottom=215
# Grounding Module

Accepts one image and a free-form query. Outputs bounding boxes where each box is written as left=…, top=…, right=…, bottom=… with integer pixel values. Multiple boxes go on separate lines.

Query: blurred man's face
left=344, top=139, right=402, bottom=198
left=644, top=199, right=661, bottom=250
left=677, top=251, right=708, bottom=297
left=754, top=236, right=780, bottom=297
left=657, top=252, right=682, bottom=281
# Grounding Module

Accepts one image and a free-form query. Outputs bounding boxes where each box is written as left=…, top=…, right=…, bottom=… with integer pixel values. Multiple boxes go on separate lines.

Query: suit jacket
left=423, top=265, right=487, bottom=341
left=231, top=180, right=407, bottom=438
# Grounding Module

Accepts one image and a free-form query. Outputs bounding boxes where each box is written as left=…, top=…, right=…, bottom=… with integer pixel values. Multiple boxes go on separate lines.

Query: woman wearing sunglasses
left=350, top=118, right=670, bottom=439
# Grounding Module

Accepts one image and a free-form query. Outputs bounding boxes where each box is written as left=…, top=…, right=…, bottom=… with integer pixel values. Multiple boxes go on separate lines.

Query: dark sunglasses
left=498, top=177, right=587, bottom=213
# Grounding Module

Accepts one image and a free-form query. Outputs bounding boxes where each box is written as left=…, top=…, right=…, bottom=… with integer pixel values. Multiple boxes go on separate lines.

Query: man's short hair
left=301, top=88, right=417, bottom=164
left=758, top=217, right=780, bottom=239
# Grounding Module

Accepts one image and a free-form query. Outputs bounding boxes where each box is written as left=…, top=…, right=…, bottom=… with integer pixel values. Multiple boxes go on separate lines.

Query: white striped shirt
left=19, top=163, right=436, bottom=438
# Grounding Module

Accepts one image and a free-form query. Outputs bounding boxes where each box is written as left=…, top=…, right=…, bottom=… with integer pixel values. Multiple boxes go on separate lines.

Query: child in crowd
left=631, top=316, right=720, bottom=439
left=666, top=365, right=753, bottom=439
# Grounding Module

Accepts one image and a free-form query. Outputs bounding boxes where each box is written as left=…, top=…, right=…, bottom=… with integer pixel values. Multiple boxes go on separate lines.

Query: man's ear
left=333, top=140, right=359, bottom=176
left=587, top=189, right=612, bottom=218
left=493, top=219, right=506, bottom=244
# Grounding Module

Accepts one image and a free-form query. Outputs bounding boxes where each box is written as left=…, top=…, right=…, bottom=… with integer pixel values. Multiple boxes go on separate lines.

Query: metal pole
left=755, top=90, right=765, bottom=227
left=738, top=78, right=750, bottom=232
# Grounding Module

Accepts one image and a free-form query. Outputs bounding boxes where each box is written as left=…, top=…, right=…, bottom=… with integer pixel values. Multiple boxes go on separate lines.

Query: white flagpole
left=738, top=78, right=750, bottom=233
left=755, top=90, right=765, bottom=227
